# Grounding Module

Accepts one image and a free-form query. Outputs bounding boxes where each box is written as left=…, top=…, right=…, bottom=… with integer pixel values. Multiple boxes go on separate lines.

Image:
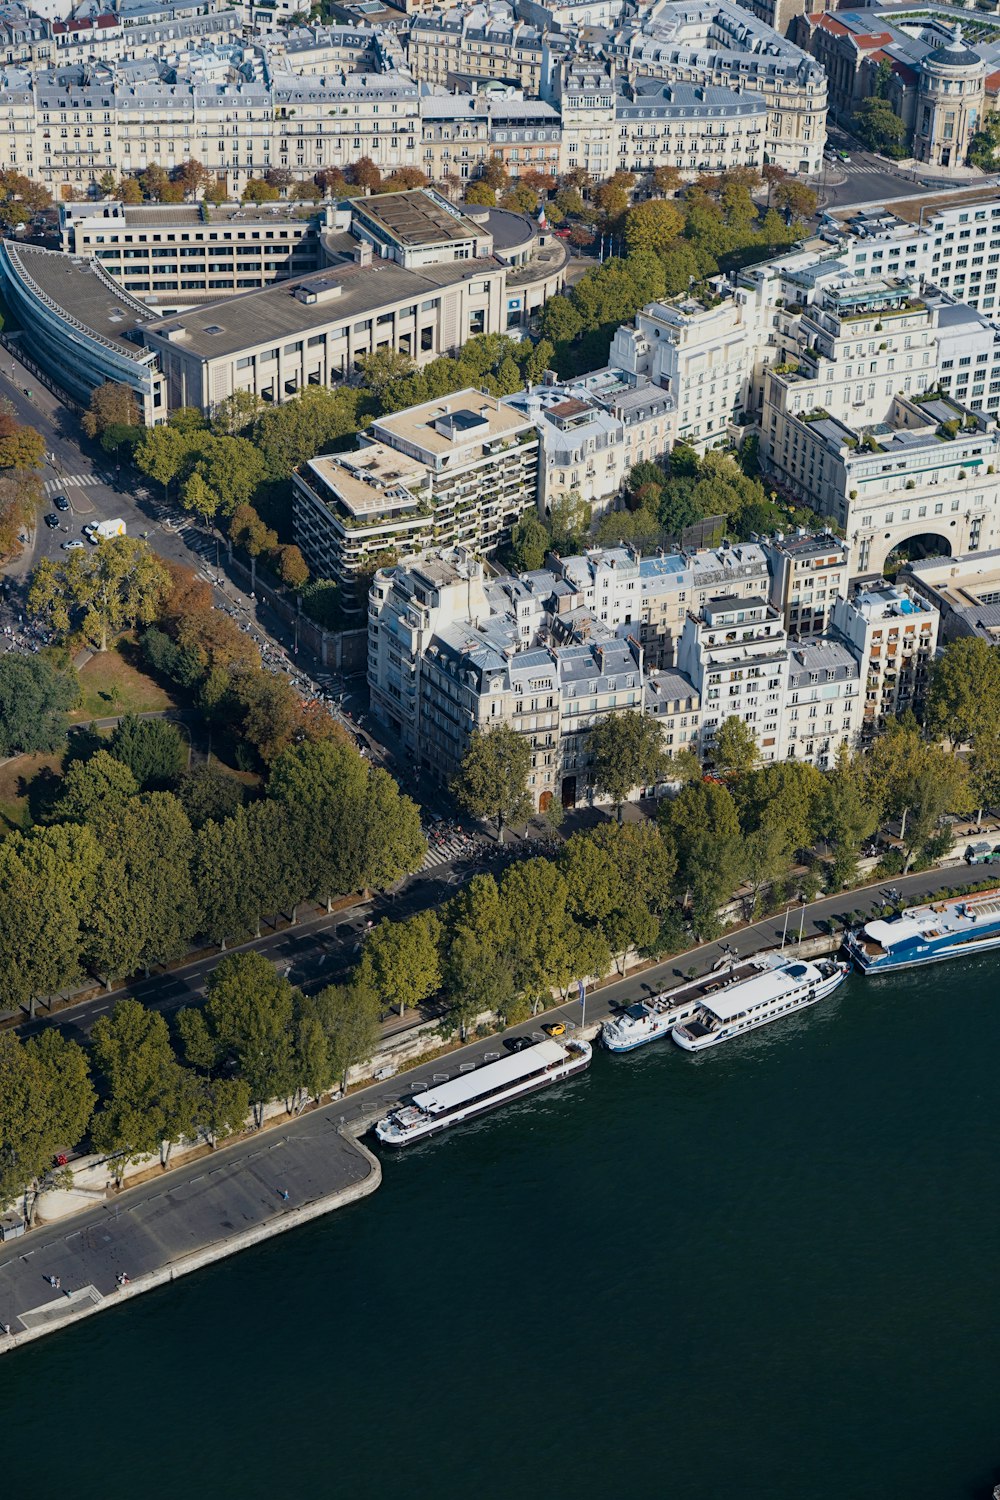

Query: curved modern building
left=0, top=241, right=165, bottom=422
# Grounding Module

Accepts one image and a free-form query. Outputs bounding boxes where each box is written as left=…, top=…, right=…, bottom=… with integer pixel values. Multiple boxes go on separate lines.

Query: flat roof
left=833, top=182, right=1000, bottom=227
left=4, top=242, right=157, bottom=352
left=143, top=255, right=501, bottom=360
left=702, top=962, right=820, bottom=1023
left=412, top=1039, right=567, bottom=1113
left=306, top=442, right=427, bottom=517
left=373, top=388, right=532, bottom=455
left=350, top=188, right=484, bottom=247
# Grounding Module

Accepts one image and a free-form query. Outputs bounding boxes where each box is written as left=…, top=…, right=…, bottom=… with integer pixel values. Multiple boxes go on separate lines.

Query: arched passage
left=882, top=532, right=952, bottom=579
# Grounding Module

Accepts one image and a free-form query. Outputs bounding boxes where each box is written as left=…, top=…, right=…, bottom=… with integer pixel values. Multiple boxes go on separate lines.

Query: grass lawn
left=72, top=638, right=180, bottom=721
left=0, top=751, right=63, bottom=833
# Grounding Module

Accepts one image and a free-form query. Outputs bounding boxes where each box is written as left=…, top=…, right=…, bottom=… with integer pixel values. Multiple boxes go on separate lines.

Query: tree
left=87, top=793, right=198, bottom=981
left=177, top=764, right=245, bottom=828
left=174, top=158, right=212, bottom=200
left=464, top=181, right=496, bottom=207
left=315, top=979, right=382, bottom=1093
left=211, top=389, right=262, bottom=437
left=661, top=779, right=744, bottom=937
left=0, top=1031, right=93, bottom=1213
left=651, top=165, right=682, bottom=196
left=108, top=713, right=186, bottom=789
left=58, top=749, right=139, bottom=823
left=501, top=182, right=539, bottom=214
left=0, top=170, right=50, bottom=231
left=774, top=181, right=818, bottom=221
left=712, top=715, right=758, bottom=779
left=29, top=536, right=170, bottom=652
left=192, top=808, right=260, bottom=949
left=199, top=952, right=297, bottom=1124
left=276, top=544, right=310, bottom=589
left=91, top=999, right=195, bottom=1174
left=926, top=636, right=1000, bottom=750
left=0, top=469, right=42, bottom=560
left=348, top=157, right=381, bottom=192
left=761, top=163, right=787, bottom=204
left=134, top=423, right=201, bottom=501
left=138, top=162, right=169, bottom=202
left=117, top=175, right=143, bottom=204
left=242, top=178, right=280, bottom=203
left=852, top=98, right=908, bottom=157
left=500, top=857, right=584, bottom=1004
left=733, top=760, right=823, bottom=858
left=180, top=435, right=266, bottom=524
left=540, top=294, right=584, bottom=345
left=453, top=725, right=533, bottom=839
left=444, top=874, right=517, bottom=1036
left=509, top=511, right=549, bottom=572
left=198, top=1076, right=251, bottom=1146
left=0, top=823, right=102, bottom=1017
left=359, top=911, right=442, bottom=1017
left=560, top=822, right=674, bottom=970
left=0, top=653, right=78, bottom=754
left=589, top=709, right=667, bottom=820
left=81, top=382, right=139, bottom=440
left=355, top=348, right=416, bottom=406
left=264, top=167, right=293, bottom=191
left=624, top=197, right=684, bottom=256
left=0, top=410, right=44, bottom=470
left=231, top=667, right=300, bottom=764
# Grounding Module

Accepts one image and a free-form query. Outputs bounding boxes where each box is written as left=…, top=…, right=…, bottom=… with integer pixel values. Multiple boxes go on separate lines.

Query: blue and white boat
left=671, top=954, right=850, bottom=1052
left=601, top=991, right=700, bottom=1052
left=845, top=888, right=1000, bottom=974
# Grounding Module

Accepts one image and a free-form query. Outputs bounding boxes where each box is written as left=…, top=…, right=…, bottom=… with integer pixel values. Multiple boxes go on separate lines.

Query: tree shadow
left=23, top=765, right=63, bottom=824
left=63, top=724, right=104, bottom=770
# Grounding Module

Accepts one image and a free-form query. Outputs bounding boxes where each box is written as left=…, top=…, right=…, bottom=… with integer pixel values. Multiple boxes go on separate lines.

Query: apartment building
left=783, top=638, right=862, bottom=769
left=904, top=549, right=1000, bottom=643
left=367, top=547, right=648, bottom=809
left=625, top=0, right=827, bottom=175
left=0, top=2, right=239, bottom=69
left=828, top=188, right=1000, bottom=324
left=293, top=391, right=540, bottom=610
left=612, top=289, right=759, bottom=452
left=759, top=276, right=1000, bottom=573
left=405, top=5, right=559, bottom=95
left=418, top=90, right=489, bottom=181
left=615, top=79, right=767, bottom=176
left=676, top=594, right=790, bottom=763
left=556, top=60, right=616, bottom=181
left=762, top=531, right=850, bottom=639
left=830, top=584, right=938, bottom=736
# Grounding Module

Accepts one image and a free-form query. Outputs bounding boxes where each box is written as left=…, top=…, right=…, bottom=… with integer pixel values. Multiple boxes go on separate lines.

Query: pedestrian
left=54, top=1276, right=60, bottom=1290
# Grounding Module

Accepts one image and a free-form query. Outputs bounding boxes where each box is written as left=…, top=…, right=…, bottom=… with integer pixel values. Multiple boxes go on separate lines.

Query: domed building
left=913, top=25, right=987, bottom=168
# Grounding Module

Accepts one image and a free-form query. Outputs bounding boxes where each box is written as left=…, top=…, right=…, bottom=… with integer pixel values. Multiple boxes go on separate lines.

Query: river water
left=4, top=961, right=1000, bottom=1500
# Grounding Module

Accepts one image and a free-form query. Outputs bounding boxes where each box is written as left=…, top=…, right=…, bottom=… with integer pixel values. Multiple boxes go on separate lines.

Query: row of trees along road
left=0, top=948, right=388, bottom=1212
left=0, top=729, right=425, bottom=1019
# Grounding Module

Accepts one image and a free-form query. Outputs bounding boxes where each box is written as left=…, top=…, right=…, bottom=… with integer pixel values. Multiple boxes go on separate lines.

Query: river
left=3, top=960, right=999, bottom=1500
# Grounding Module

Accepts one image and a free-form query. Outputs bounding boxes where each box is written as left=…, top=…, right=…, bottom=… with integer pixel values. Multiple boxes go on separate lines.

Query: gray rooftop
left=4, top=242, right=157, bottom=352
left=143, top=254, right=502, bottom=360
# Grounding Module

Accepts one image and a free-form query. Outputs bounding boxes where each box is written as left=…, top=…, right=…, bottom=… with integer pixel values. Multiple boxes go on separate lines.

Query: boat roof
left=864, top=891, right=1000, bottom=949
left=624, top=1003, right=649, bottom=1019
left=700, top=960, right=819, bottom=1023
left=412, top=1039, right=568, bottom=1113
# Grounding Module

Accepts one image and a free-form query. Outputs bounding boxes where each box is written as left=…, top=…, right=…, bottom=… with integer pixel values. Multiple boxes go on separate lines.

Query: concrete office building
left=0, top=239, right=166, bottom=421
left=142, top=251, right=508, bottom=410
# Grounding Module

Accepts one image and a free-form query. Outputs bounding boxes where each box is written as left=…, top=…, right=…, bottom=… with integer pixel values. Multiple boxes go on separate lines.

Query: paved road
left=0, top=857, right=991, bottom=1344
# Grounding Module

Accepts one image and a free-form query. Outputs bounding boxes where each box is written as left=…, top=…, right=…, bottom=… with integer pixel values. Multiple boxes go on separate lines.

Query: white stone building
left=676, top=594, right=790, bottom=763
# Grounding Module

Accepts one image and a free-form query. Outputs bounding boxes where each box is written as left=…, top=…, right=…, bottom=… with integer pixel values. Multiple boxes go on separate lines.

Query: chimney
left=355, top=240, right=372, bottom=267
left=480, top=404, right=490, bottom=418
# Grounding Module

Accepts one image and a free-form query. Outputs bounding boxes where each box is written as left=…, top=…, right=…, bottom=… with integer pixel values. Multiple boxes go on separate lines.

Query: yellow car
left=542, top=1021, right=566, bottom=1037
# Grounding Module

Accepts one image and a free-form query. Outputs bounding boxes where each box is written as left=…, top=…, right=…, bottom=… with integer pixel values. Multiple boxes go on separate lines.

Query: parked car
left=52, top=494, right=69, bottom=511
left=505, top=1035, right=536, bottom=1053
left=43, top=513, right=59, bottom=528
left=61, top=538, right=84, bottom=550
left=542, top=1022, right=566, bottom=1037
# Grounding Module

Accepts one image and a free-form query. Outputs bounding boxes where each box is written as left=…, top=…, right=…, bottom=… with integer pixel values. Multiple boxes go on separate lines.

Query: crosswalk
left=43, top=473, right=112, bottom=495
left=421, top=835, right=476, bottom=870
left=838, top=161, right=888, bottom=175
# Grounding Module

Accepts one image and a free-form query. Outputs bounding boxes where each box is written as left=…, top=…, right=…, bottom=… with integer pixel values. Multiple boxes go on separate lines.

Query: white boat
left=671, top=954, right=850, bottom=1052
left=602, top=992, right=700, bottom=1053
left=374, top=1037, right=592, bottom=1146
